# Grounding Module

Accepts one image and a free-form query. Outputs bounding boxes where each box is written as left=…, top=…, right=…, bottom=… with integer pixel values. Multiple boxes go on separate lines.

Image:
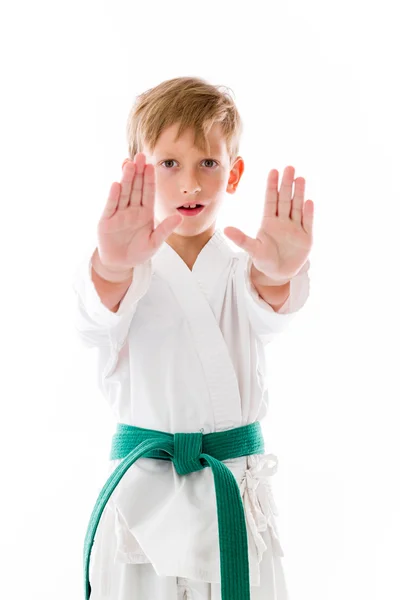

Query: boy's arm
left=72, top=245, right=152, bottom=350
left=239, top=252, right=310, bottom=345
left=250, top=263, right=291, bottom=312
left=91, top=248, right=134, bottom=313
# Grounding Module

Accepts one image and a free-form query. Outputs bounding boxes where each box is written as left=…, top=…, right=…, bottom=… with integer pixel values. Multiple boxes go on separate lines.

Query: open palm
left=224, top=166, right=314, bottom=283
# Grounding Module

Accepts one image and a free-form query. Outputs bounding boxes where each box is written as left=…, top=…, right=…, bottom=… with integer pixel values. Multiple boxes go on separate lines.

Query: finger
left=224, top=226, right=258, bottom=255
left=129, top=153, right=147, bottom=208
left=151, top=214, right=183, bottom=250
left=119, top=160, right=136, bottom=210
left=264, top=169, right=279, bottom=218
left=291, top=177, right=306, bottom=225
left=278, top=166, right=295, bottom=219
left=101, top=181, right=121, bottom=219
left=302, top=199, right=314, bottom=235
left=142, top=163, right=155, bottom=212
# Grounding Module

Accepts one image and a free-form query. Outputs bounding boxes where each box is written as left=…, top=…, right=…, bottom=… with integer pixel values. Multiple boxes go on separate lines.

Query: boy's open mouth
left=177, top=205, right=205, bottom=216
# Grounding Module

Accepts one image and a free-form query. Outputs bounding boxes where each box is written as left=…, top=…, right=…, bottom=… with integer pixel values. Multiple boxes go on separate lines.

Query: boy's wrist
left=250, top=262, right=290, bottom=287
left=91, top=248, right=133, bottom=283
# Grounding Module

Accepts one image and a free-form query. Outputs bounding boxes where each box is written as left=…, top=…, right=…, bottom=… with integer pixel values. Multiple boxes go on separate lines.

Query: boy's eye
left=161, top=159, right=218, bottom=169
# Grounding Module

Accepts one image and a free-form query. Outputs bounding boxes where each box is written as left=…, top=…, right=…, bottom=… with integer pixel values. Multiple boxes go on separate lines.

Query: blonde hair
left=126, top=76, right=243, bottom=166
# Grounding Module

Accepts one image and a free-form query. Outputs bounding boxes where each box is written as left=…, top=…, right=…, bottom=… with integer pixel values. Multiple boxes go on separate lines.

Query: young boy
left=72, top=76, right=313, bottom=600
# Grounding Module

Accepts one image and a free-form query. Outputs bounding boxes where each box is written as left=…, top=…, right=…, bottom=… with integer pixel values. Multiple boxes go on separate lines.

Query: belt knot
left=172, top=431, right=204, bottom=475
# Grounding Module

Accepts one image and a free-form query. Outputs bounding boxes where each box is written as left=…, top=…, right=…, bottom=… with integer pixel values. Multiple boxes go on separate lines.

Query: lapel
left=152, top=229, right=243, bottom=429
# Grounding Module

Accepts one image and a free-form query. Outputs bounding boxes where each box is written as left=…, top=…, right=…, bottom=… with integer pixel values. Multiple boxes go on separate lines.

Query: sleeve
left=71, top=248, right=153, bottom=350
left=240, top=252, right=311, bottom=344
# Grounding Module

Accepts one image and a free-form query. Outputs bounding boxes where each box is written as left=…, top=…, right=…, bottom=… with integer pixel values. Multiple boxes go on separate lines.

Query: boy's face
left=141, top=122, right=244, bottom=237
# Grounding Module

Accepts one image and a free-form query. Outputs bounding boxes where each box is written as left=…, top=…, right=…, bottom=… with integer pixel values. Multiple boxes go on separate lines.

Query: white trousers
left=89, top=554, right=289, bottom=599
left=89, top=489, right=289, bottom=599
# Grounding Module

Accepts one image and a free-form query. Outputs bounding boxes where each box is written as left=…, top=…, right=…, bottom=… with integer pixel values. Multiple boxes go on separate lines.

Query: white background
left=1, top=0, right=399, bottom=598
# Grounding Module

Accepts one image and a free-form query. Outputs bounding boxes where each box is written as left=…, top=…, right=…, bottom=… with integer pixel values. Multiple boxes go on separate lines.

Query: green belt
left=83, top=420, right=265, bottom=600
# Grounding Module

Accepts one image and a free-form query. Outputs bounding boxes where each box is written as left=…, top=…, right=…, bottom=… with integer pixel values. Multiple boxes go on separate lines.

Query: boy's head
left=122, top=77, right=245, bottom=243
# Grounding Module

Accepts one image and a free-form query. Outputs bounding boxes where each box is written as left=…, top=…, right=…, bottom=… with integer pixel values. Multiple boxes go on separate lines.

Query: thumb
left=151, top=214, right=184, bottom=250
left=224, top=226, right=257, bottom=255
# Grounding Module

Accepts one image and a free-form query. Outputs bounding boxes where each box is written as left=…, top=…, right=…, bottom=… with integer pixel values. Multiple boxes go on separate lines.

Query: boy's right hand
left=96, top=152, right=184, bottom=271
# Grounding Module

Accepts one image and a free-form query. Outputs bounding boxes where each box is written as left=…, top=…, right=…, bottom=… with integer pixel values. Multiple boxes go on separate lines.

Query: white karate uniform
left=72, top=228, right=310, bottom=599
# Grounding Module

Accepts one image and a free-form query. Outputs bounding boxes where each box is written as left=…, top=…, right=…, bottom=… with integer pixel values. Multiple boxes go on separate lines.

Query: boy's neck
left=166, top=225, right=216, bottom=271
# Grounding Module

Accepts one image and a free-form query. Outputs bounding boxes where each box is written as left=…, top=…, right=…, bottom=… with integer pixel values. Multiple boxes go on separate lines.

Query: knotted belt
left=83, top=420, right=265, bottom=600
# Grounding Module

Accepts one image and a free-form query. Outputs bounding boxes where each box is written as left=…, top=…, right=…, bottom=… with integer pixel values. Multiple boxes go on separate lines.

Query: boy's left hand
left=224, top=166, right=314, bottom=285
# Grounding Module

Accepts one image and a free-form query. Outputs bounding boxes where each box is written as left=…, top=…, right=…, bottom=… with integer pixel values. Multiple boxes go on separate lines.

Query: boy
left=72, top=76, right=313, bottom=600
